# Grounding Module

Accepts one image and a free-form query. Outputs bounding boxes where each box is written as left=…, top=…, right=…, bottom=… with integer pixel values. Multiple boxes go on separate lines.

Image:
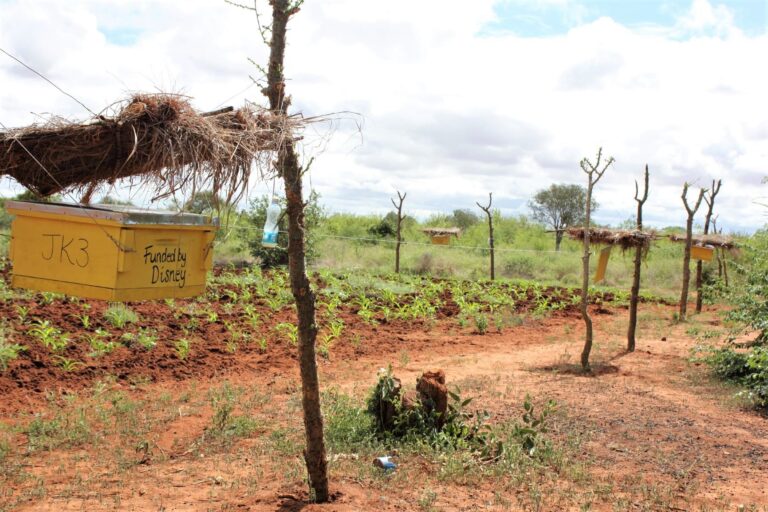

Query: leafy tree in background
left=12, top=190, right=51, bottom=202
left=180, top=190, right=223, bottom=214
left=451, top=208, right=480, bottom=231
left=367, top=211, right=418, bottom=240
left=0, top=191, right=62, bottom=229
left=171, top=191, right=234, bottom=242
left=97, top=195, right=134, bottom=206
left=243, top=190, right=324, bottom=268
left=423, top=209, right=479, bottom=231
left=367, top=218, right=396, bottom=238
left=528, top=184, right=597, bottom=251
left=0, top=198, right=11, bottom=230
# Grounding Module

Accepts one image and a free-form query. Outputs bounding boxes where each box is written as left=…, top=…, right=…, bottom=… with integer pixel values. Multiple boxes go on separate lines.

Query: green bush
left=727, top=229, right=768, bottom=340
left=363, top=367, right=556, bottom=458
left=705, top=228, right=768, bottom=407
left=707, top=348, right=750, bottom=380
left=743, top=347, right=768, bottom=406
left=706, top=346, right=768, bottom=408
left=502, top=255, right=535, bottom=279
left=367, top=217, right=396, bottom=239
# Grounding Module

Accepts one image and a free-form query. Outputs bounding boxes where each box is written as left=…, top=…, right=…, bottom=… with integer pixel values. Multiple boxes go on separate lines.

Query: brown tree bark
left=716, top=247, right=724, bottom=279
left=476, top=193, right=495, bottom=280
left=695, top=179, right=721, bottom=313
left=579, top=148, right=613, bottom=370
left=263, top=0, right=329, bottom=502
left=679, top=183, right=706, bottom=322
left=391, top=191, right=406, bottom=273
left=711, top=218, right=729, bottom=288
left=627, top=165, right=649, bottom=353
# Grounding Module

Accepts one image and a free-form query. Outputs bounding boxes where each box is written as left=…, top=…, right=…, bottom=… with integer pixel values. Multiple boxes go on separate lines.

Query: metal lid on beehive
left=5, top=200, right=217, bottom=226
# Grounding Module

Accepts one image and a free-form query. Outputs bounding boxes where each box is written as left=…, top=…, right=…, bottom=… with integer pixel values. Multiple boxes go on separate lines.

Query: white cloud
left=676, top=0, right=738, bottom=37
left=0, top=0, right=766, bottom=233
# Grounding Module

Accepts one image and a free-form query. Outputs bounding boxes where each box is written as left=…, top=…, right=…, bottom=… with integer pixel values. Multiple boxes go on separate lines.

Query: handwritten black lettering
left=143, top=245, right=184, bottom=265
left=40, top=234, right=89, bottom=267
left=76, top=238, right=89, bottom=268
left=59, top=236, right=74, bottom=265
left=144, top=244, right=188, bottom=288
left=151, top=265, right=186, bottom=288
left=41, top=234, right=56, bottom=260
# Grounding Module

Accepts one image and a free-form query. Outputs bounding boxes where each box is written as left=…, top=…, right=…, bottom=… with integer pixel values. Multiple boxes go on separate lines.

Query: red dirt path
left=0, top=264, right=765, bottom=510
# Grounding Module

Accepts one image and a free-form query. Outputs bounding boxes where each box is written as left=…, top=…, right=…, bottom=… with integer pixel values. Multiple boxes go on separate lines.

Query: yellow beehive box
left=6, top=201, right=217, bottom=301
left=430, top=234, right=452, bottom=245
left=593, top=246, right=612, bottom=284
left=691, top=245, right=714, bottom=261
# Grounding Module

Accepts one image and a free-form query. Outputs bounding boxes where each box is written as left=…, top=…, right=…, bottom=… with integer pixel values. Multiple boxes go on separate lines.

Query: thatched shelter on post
left=668, top=233, right=736, bottom=251
left=567, top=227, right=657, bottom=285
left=566, top=227, right=657, bottom=253
left=668, top=233, right=737, bottom=273
left=0, top=93, right=304, bottom=301
left=422, top=227, right=461, bottom=245
left=0, top=94, right=299, bottom=203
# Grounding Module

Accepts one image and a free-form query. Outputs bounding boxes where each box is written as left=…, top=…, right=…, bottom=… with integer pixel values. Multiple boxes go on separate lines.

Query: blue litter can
left=373, top=456, right=396, bottom=472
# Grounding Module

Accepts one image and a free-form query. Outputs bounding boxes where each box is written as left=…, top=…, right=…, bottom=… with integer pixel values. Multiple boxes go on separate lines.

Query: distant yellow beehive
left=6, top=201, right=216, bottom=301
left=430, top=234, right=452, bottom=245
left=691, top=245, right=714, bottom=262
left=421, top=227, right=461, bottom=246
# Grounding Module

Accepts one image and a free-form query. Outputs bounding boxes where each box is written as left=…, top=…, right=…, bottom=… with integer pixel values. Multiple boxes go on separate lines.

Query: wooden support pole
left=627, top=165, right=649, bottom=352
left=579, top=148, right=614, bottom=370
left=391, top=191, right=406, bottom=273
left=476, top=193, right=495, bottom=280
left=679, top=183, right=706, bottom=322
left=695, top=179, right=721, bottom=313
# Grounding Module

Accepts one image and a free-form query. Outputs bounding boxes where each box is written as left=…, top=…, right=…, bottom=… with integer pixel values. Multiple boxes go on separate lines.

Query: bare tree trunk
left=695, top=179, right=721, bottom=313
left=391, top=191, right=405, bottom=273
left=679, top=183, right=706, bottom=322
left=555, top=230, right=563, bottom=251
left=712, top=218, right=729, bottom=288
left=264, top=0, right=328, bottom=502
left=716, top=247, right=724, bottom=279
left=628, top=165, right=649, bottom=353
left=579, top=148, right=613, bottom=370
left=476, top=193, right=494, bottom=280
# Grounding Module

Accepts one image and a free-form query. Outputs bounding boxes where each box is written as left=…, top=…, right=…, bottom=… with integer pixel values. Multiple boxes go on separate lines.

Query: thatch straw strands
left=566, top=227, right=656, bottom=252
left=0, top=94, right=297, bottom=201
left=668, top=233, right=736, bottom=249
left=421, top=227, right=462, bottom=237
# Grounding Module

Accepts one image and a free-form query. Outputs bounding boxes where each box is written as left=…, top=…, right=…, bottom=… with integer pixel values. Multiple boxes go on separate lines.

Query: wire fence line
left=222, top=224, right=576, bottom=256
left=0, top=212, right=577, bottom=257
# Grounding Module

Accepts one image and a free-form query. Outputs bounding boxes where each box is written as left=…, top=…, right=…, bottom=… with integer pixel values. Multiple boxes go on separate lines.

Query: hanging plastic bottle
left=261, top=196, right=281, bottom=248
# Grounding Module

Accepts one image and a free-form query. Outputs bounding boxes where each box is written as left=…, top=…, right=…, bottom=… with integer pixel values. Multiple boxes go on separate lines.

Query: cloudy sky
left=0, top=0, right=766, bottom=232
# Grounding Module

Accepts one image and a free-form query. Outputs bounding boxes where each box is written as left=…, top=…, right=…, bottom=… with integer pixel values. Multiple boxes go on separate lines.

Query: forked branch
left=476, top=192, right=495, bottom=280
left=682, top=182, right=706, bottom=216
left=391, top=190, right=406, bottom=274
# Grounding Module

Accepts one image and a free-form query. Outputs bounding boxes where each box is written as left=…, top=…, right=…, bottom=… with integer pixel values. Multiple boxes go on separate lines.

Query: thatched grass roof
left=0, top=94, right=298, bottom=202
left=668, top=233, right=736, bottom=249
left=566, top=227, right=656, bottom=251
left=422, top=227, right=461, bottom=237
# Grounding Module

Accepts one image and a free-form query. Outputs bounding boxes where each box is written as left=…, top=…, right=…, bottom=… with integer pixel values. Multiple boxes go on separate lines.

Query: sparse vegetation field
left=0, top=257, right=766, bottom=511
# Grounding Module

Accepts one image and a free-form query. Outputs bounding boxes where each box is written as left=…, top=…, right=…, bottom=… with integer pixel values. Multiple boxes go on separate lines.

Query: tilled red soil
left=0, top=267, right=617, bottom=415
